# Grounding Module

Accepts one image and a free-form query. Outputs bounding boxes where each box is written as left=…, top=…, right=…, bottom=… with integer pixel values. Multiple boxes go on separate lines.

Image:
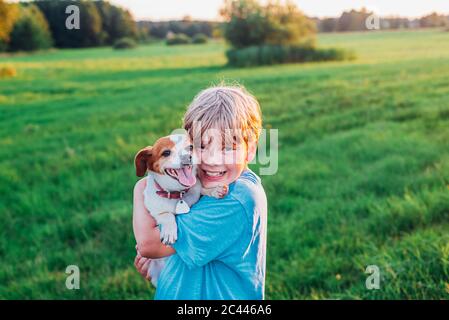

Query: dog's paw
left=160, top=224, right=177, bottom=245
left=210, top=185, right=228, bottom=199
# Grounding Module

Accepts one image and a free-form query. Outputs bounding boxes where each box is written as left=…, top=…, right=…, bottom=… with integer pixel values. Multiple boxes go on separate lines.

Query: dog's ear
left=134, top=146, right=153, bottom=177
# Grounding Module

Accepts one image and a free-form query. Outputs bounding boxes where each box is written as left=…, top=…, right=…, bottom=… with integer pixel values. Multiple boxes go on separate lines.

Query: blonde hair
left=183, top=83, right=262, bottom=146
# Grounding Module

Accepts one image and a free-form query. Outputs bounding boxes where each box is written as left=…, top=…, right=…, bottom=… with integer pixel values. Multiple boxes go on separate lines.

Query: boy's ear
left=134, top=146, right=153, bottom=177
left=246, top=141, right=257, bottom=163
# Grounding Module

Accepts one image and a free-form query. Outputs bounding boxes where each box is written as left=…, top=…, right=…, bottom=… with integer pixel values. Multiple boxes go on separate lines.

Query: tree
left=264, top=0, right=316, bottom=47
left=185, top=23, right=201, bottom=37
left=220, top=0, right=270, bottom=48
left=198, top=22, right=214, bottom=37
left=337, top=8, right=371, bottom=31
left=319, top=17, right=338, bottom=32
left=168, top=21, right=185, bottom=34
left=148, top=22, right=170, bottom=38
left=0, top=0, right=19, bottom=42
left=9, top=4, right=53, bottom=51
left=382, top=17, right=410, bottom=29
left=420, top=12, right=448, bottom=28
left=95, top=1, right=137, bottom=44
left=220, top=0, right=316, bottom=49
left=136, top=23, right=151, bottom=42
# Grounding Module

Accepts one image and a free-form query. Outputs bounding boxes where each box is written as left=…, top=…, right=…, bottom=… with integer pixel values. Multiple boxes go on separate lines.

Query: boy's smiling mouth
left=203, top=170, right=226, bottom=177
left=200, top=168, right=227, bottom=181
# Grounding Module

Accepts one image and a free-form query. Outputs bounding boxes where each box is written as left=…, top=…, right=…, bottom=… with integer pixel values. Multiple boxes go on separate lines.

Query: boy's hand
left=201, top=184, right=228, bottom=198
left=134, top=245, right=151, bottom=281
left=212, top=185, right=228, bottom=198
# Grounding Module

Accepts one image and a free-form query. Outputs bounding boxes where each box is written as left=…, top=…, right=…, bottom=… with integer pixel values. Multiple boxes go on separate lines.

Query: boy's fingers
left=142, top=259, right=152, bottom=280
left=137, top=257, right=147, bottom=269
left=137, top=259, right=151, bottom=279
left=143, top=258, right=151, bottom=271
left=134, top=255, right=147, bottom=271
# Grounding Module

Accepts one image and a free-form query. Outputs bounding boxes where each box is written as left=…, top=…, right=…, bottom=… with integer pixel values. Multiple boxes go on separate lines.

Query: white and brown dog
left=134, top=133, right=227, bottom=285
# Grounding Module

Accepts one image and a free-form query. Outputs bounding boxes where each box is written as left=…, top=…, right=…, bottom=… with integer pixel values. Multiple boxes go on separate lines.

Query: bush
left=166, top=33, right=191, bottom=45
left=192, top=33, right=208, bottom=44
left=0, top=65, right=16, bottom=78
left=8, top=4, right=53, bottom=52
left=226, top=45, right=355, bottom=67
left=113, top=37, right=137, bottom=49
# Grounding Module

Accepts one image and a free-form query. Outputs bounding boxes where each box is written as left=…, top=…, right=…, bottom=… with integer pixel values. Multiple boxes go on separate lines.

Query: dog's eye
left=188, top=145, right=193, bottom=151
left=162, top=150, right=171, bottom=157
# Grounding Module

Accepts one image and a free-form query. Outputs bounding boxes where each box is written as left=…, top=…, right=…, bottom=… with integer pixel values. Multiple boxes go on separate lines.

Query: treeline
left=2, top=0, right=448, bottom=53
left=0, top=0, right=138, bottom=52
left=137, top=18, right=219, bottom=39
left=314, top=8, right=449, bottom=32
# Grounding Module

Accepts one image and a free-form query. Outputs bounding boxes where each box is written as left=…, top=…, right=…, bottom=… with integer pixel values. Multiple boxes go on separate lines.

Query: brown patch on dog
left=134, top=137, right=175, bottom=176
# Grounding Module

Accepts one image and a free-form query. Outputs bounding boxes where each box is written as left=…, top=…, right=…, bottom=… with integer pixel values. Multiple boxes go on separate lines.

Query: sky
left=110, top=0, right=449, bottom=21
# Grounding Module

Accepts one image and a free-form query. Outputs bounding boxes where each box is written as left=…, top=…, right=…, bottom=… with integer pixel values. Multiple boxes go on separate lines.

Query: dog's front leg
left=155, top=212, right=177, bottom=245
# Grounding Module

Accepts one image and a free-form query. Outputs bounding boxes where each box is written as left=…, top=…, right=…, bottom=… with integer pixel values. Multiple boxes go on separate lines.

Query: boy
left=133, top=84, right=267, bottom=299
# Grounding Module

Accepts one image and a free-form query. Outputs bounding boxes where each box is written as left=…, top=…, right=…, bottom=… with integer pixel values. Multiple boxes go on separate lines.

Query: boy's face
left=195, top=129, right=253, bottom=189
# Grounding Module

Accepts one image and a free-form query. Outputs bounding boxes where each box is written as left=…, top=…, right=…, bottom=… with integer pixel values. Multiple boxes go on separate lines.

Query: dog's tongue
left=176, top=166, right=196, bottom=187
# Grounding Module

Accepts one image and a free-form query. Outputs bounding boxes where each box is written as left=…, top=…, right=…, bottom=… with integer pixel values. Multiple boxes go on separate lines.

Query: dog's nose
left=181, top=154, right=192, bottom=165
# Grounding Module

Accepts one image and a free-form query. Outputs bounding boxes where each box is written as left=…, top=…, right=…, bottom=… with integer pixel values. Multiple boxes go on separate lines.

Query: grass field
left=1, top=29, right=448, bottom=299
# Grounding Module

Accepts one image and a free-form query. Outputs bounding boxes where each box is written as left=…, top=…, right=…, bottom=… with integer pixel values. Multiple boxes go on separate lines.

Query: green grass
left=1, top=29, right=449, bottom=299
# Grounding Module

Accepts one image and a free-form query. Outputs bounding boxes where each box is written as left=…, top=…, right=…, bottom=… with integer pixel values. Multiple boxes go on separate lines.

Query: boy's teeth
left=205, top=171, right=225, bottom=177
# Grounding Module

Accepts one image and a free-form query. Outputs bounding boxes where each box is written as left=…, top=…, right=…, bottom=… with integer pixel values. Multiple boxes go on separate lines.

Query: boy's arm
left=173, top=196, right=247, bottom=269
left=133, top=178, right=175, bottom=259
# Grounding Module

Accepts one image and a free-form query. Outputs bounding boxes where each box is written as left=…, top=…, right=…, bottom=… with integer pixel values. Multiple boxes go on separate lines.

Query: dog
left=134, top=133, right=228, bottom=286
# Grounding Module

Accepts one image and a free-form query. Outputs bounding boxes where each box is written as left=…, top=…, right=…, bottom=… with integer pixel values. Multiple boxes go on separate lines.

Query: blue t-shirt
left=155, top=169, right=267, bottom=300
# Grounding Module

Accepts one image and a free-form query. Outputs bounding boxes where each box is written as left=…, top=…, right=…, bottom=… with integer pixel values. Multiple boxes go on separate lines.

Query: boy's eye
left=162, top=150, right=171, bottom=157
left=188, top=145, right=193, bottom=151
left=223, top=143, right=237, bottom=151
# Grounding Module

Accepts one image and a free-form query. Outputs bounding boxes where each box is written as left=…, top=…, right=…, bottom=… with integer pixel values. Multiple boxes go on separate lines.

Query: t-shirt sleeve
left=172, top=196, right=248, bottom=269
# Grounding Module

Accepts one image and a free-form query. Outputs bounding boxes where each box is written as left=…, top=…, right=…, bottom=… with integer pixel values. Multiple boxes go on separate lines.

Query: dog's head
left=135, top=134, right=197, bottom=190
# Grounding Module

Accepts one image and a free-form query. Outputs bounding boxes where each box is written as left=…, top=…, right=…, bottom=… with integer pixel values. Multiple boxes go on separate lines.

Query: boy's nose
left=202, top=149, right=223, bottom=166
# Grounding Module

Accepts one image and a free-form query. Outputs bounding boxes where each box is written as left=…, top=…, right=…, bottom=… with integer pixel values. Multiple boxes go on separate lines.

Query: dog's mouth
left=164, top=165, right=196, bottom=187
